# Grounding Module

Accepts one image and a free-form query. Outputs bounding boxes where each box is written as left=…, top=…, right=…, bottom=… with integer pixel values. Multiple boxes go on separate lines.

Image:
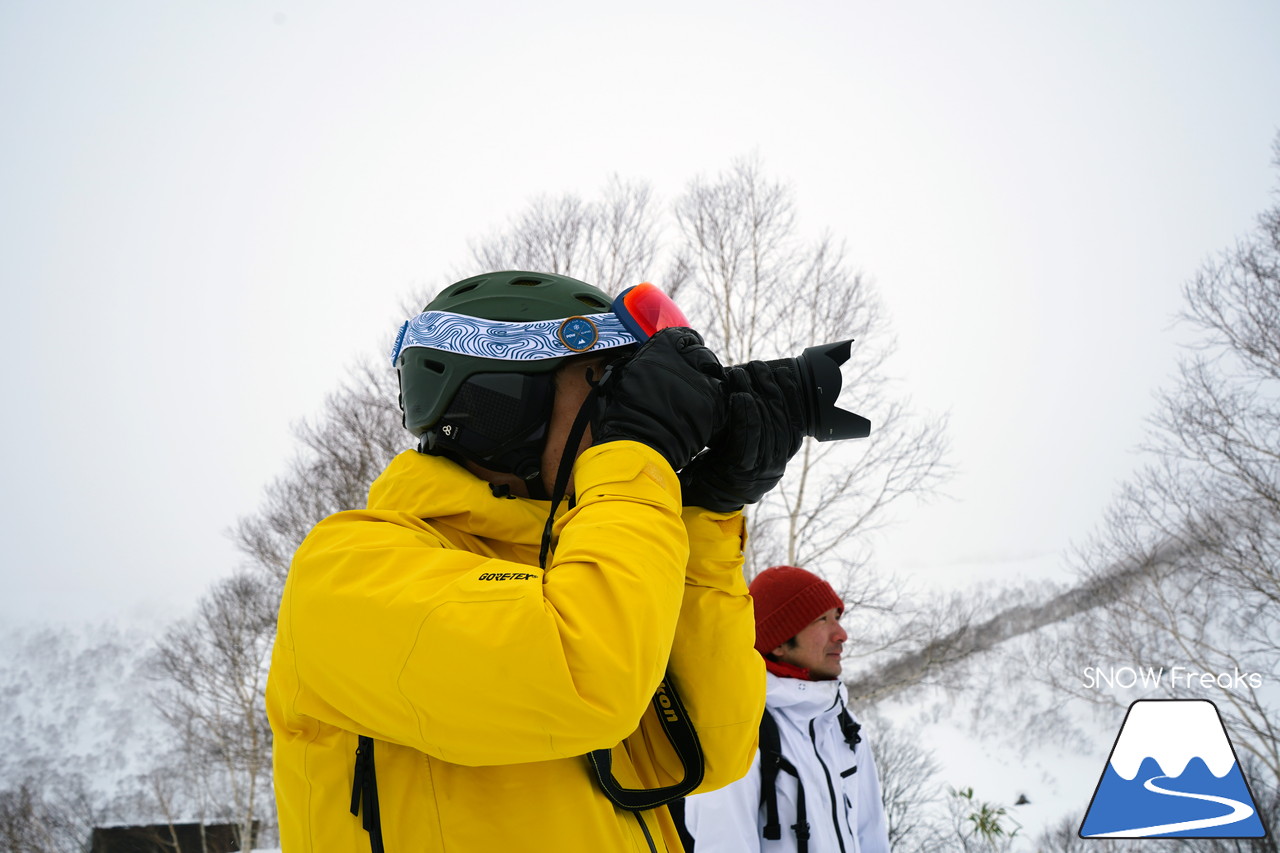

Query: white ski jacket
left=683, top=672, right=891, bottom=853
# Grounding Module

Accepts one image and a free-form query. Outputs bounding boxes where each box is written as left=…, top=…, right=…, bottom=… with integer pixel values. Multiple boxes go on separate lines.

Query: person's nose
left=832, top=623, right=848, bottom=644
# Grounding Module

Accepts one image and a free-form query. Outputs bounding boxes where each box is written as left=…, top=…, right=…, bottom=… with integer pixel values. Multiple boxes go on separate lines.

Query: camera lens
left=754, top=341, right=871, bottom=442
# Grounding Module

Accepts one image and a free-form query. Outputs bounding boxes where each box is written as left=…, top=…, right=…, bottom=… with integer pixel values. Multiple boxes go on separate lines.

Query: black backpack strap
left=588, top=676, right=706, bottom=812
left=350, top=735, right=386, bottom=853
left=759, top=709, right=784, bottom=841
left=837, top=705, right=862, bottom=752
left=759, top=708, right=808, bottom=853
left=668, top=797, right=696, bottom=852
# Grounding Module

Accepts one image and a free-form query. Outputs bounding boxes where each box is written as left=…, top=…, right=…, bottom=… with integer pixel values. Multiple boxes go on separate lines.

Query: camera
left=614, top=283, right=871, bottom=443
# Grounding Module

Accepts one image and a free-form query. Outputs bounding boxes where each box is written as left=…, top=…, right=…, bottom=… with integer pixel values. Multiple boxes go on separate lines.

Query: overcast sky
left=2, top=0, right=1278, bottom=632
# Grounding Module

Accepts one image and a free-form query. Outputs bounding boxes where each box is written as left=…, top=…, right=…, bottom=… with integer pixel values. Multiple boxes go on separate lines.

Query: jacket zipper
left=809, top=718, right=848, bottom=853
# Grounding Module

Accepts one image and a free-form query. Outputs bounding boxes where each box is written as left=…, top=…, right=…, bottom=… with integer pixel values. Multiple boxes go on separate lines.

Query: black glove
left=593, top=327, right=726, bottom=471
left=679, top=360, right=805, bottom=511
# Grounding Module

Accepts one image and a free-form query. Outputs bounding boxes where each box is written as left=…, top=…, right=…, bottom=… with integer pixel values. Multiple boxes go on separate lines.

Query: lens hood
left=795, top=340, right=871, bottom=441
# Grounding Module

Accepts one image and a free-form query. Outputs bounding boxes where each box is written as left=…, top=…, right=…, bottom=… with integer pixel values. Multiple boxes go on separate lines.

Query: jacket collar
left=366, top=450, right=559, bottom=546
left=765, top=670, right=847, bottom=720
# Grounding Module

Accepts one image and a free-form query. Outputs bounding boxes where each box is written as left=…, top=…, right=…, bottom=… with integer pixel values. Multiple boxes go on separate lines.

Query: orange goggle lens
left=612, top=282, right=690, bottom=341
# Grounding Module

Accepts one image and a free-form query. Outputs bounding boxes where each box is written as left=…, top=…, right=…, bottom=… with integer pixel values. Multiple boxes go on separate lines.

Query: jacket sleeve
left=269, top=441, right=688, bottom=766
left=681, top=752, right=764, bottom=852
left=618, top=506, right=766, bottom=794
left=671, top=507, right=765, bottom=791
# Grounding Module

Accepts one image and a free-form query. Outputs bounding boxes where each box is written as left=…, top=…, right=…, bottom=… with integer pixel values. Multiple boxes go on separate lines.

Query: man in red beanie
left=681, top=565, right=891, bottom=852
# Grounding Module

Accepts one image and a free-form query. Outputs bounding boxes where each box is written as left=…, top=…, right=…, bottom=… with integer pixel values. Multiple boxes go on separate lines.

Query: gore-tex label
left=477, top=572, right=537, bottom=581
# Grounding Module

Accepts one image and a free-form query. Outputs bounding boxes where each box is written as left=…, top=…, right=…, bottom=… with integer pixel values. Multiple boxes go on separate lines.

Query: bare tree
left=865, top=713, right=952, bottom=852
left=1029, top=140, right=1280, bottom=814
left=0, top=624, right=162, bottom=851
left=467, top=159, right=950, bottom=594
left=899, top=139, right=1280, bottom=850
left=0, top=782, right=65, bottom=853
left=468, top=175, right=689, bottom=298
left=0, top=367, right=415, bottom=851
left=669, top=158, right=949, bottom=605
left=149, top=572, right=279, bottom=849
left=673, top=158, right=800, bottom=366
left=232, top=364, right=407, bottom=586
left=0, top=783, right=45, bottom=853
left=617, top=146, right=1280, bottom=847
left=0, top=775, right=109, bottom=853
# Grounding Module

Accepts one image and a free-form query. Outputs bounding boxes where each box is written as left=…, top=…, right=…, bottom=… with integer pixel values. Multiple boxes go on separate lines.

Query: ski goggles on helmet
left=611, top=282, right=692, bottom=341
left=390, top=282, right=690, bottom=365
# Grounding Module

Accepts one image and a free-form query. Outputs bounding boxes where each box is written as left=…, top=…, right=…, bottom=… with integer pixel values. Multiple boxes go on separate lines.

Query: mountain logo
left=1079, top=699, right=1267, bottom=839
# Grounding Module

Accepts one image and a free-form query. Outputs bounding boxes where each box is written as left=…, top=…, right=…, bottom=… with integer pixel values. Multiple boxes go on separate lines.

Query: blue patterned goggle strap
left=390, top=311, right=639, bottom=365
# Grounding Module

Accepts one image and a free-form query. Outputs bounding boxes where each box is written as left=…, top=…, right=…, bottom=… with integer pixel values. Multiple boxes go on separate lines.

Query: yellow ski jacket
left=267, top=440, right=765, bottom=851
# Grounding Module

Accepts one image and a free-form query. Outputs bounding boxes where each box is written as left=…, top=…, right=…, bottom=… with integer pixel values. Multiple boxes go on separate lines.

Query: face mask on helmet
left=423, top=371, right=557, bottom=487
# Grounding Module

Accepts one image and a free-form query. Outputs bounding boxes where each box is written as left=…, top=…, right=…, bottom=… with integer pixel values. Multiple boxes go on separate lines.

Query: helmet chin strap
left=538, top=367, right=608, bottom=569
left=515, top=455, right=549, bottom=501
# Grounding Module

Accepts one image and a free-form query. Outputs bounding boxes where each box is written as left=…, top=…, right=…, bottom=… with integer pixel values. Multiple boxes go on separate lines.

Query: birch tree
left=149, top=572, right=279, bottom=848
left=672, top=160, right=948, bottom=596
left=470, top=159, right=950, bottom=601
left=993, top=139, right=1280, bottom=849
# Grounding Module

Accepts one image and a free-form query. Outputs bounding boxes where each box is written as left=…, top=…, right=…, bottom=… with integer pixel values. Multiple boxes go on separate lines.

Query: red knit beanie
left=749, top=565, right=844, bottom=655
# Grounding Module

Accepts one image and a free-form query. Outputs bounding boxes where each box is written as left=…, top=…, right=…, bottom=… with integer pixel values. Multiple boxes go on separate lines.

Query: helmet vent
left=575, top=294, right=608, bottom=309
left=421, top=358, right=446, bottom=374
left=451, top=282, right=481, bottom=295
left=509, top=278, right=544, bottom=287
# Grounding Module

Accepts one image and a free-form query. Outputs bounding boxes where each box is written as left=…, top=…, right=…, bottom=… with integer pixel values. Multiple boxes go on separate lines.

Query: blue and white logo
left=557, top=316, right=599, bottom=352
left=1080, top=700, right=1266, bottom=839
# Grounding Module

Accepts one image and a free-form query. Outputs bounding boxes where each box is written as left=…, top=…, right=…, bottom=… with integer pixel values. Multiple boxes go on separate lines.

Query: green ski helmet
left=392, top=270, right=635, bottom=489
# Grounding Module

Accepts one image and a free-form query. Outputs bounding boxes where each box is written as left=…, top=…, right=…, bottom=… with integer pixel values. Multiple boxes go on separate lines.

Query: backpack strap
left=759, top=709, right=784, bottom=840
left=759, top=708, right=809, bottom=852
left=837, top=705, right=862, bottom=752
left=350, top=735, right=385, bottom=853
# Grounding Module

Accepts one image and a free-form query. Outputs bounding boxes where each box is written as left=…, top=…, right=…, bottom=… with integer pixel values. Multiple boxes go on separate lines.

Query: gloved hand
left=679, top=360, right=805, bottom=511
left=593, top=327, right=727, bottom=471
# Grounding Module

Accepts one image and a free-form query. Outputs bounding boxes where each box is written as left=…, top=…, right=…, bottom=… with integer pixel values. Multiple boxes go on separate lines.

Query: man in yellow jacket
left=267, top=271, right=805, bottom=851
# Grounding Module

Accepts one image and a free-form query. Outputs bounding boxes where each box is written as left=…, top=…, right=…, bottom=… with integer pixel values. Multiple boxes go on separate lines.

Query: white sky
left=2, top=0, right=1279, bottom=632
